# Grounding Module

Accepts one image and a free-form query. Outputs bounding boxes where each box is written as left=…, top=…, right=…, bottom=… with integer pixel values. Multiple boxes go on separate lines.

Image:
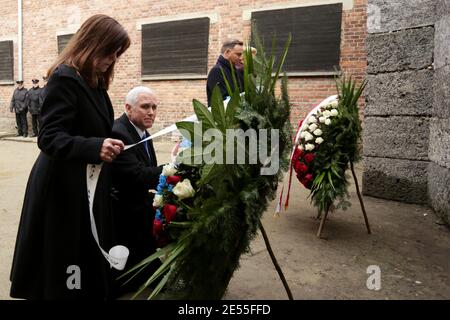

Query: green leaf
left=193, top=99, right=216, bottom=129
left=219, top=68, right=233, bottom=98
left=327, top=171, right=336, bottom=191
left=211, top=86, right=227, bottom=131
left=132, top=241, right=187, bottom=299
left=270, top=33, right=292, bottom=93
left=147, top=266, right=173, bottom=300
left=199, top=163, right=225, bottom=185
left=176, top=121, right=204, bottom=143
left=118, top=242, right=178, bottom=280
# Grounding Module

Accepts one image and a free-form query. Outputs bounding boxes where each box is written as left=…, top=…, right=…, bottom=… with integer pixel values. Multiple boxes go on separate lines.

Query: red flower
left=294, top=161, right=308, bottom=175
left=304, top=153, right=315, bottom=164
left=166, top=175, right=181, bottom=185
left=163, top=204, right=177, bottom=223
left=293, top=147, right=304, bottom=160
left=301, top=173, right=314, bottom=189
left=153, top=219, right=163, bottom=237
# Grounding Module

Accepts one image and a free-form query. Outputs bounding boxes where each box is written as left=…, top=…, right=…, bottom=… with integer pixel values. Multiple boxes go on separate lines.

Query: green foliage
left=122, top=33, right=292, bottom=299
left=309, top=75, right=366, bottom=215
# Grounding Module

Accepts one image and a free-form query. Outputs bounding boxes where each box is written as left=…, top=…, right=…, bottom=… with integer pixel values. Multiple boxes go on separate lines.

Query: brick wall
left=0, top=0, right=367, bottom=134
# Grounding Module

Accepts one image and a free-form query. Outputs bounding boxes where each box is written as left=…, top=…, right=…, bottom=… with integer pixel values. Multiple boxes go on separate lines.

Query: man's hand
left=100, top=138, right=125, bottom=163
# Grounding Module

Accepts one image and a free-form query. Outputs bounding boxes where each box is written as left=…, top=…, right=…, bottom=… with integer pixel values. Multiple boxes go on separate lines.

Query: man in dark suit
left=206, top=39, right=244, bottom=106
left=111, top=86, right=163, bottom=295
left=10, top=80, right=29, bottom=137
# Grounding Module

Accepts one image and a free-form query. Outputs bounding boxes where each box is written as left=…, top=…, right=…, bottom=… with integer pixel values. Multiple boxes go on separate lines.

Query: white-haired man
left=110, top=86, right=163, bottom=296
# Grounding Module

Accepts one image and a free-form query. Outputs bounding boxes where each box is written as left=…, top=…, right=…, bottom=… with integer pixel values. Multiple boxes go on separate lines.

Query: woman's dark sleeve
left=37, top=75, right=104, bottom=163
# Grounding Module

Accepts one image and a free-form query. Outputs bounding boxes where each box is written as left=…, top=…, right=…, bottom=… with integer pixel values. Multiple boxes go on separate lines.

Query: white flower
left=304, top=132, right=314, bottom=142
left=330, top=100, right=339, bottom=108
left=313, top=129, right=323, bottom=136
left=315, top=137, right=324, bottom=144
left=162, top=163, right=177, bottom=176
left=325, top=118, right=332, bottom=126
left=322, top=110, right=331, bottom=118
left=153, top=194, right=164, bottom=207
left=330, top=109, right=339, bottom=117
left=319, top=117, right=326, bottom=123
left=308, top=124, right=318, bottom=132
left=307, top=117, right=317, bottom=124
left=300, top=131, right=307, bottom=139
left=173, top=179, right=196, bottom=200
left=305, top=143, right=315, bottom=151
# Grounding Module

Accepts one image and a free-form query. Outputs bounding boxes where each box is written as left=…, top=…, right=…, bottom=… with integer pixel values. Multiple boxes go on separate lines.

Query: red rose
left=304, top=153, right=315, bottom=164
left=293, top=147, right=304, bottom=160
left=301, top=174, right=314, bottom=189
left=294, top=161, right=308, bottom=175
left=153, top=219, right=163, bottom=237
left=166, top=175, right=181, bottom=185
left=163, top=204, right=177, bottom=223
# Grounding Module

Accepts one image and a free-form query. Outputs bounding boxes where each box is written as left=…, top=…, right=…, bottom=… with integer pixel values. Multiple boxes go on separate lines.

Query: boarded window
left=251, top=4, right=343, bottom=73
left=57, top=34, right=74, bottom=54
left=141, top=18, right=210, bottom=76
left=0, top=41, right=14, bottom=82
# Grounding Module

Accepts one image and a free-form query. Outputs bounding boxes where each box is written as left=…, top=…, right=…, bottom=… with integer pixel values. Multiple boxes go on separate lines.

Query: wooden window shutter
left=252, top=3, right=343, bottom=73
left=0, top=41, right=14, bottom=82
left=142, top=17, right=210, bottom=76
left=57, top=34, right=74, bottom=54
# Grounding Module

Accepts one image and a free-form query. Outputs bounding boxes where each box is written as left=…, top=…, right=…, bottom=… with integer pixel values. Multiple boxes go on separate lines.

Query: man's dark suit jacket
left=111, top=113, right=163, bottom=292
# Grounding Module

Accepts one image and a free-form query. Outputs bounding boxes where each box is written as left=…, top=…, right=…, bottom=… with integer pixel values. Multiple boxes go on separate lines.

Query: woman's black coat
left=10, top=64, right=117, bottom=300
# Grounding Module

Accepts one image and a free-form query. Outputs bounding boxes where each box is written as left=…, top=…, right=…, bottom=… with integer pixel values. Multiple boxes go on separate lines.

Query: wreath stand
left=317, top=161, right=371, bottom=238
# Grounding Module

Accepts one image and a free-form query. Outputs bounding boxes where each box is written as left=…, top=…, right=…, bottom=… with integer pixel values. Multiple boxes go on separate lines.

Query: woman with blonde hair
left=10, top=14, right=130, bottom=300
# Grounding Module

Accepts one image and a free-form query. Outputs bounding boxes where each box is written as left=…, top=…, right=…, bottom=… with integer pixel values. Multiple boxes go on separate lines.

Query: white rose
left=319, top=117, right=326, bottom=123
left=304, top=132, right=314, bottom=142
left=300, top=131, right=307, bottom=139
left=162, top=163, right=178, bottom=176
left=322, top=110, right=331, bottom=118
left=315, top=137, right=324, bottom=145
left=152, top=194, right=163, bottom=207
left=308, top=117, right=317, bottom=124
left=173, top=179, right=196, bottom=200
left=308, top=124, right=318, bottom=132
left=325, top=118, right=332, bottom=126
left=330, top=109, right=339, bottom=117
left=330, top=100, right=339, bottom=108
left=305, top=143, right=315, bottom=151
left=313, top=129, right=323, bottom=136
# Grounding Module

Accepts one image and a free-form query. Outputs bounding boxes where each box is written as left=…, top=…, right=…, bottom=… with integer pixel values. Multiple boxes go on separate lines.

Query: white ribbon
left=87, top=99, right=233, bottom=269
left=87, top=163, right=129, bottom=270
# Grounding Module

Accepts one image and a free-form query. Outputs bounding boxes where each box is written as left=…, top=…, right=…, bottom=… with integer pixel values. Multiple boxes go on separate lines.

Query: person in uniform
left=26, top=78, right=42, bottom=137
left=9, top=80, right=29, bottom=137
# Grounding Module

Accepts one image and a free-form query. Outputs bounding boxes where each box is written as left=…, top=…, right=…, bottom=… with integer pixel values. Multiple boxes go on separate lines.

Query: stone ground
left=0, top=137, right=449, bottom=300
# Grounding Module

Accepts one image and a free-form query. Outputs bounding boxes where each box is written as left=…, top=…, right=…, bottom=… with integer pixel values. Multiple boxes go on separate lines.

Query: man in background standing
left=10, top=80, right=28, bottom=137
left=206, top=39, right=244, bottom=106
left=26, top=78, right=42, bottom=137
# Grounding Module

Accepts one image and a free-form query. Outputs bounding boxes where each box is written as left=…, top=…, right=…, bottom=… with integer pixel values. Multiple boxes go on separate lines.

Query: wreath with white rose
left=289, top=77, right=366, bottom=217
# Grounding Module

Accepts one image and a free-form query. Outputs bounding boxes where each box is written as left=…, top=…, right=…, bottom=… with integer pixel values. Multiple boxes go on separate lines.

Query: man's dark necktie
left=142, top=132, right=150, bottom=159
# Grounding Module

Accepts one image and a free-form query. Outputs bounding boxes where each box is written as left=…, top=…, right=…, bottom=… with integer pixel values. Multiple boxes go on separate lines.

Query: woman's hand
left=100, top=138, right=125, bottom=163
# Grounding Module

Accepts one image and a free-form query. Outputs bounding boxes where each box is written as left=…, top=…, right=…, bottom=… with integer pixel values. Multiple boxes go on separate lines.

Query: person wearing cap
left=9, top=80, right=29, bottom=137
left=26, top=79, right=42, bottom=137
